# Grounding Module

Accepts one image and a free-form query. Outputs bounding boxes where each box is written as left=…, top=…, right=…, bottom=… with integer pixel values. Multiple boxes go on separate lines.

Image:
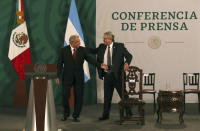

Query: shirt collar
left=108, top=42, right=113, bottom=48
left=70, top=44, right=75, bottom=50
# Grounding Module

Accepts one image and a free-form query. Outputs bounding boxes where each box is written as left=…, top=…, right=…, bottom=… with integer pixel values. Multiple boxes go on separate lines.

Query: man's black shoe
left=61, top=116, right=68, bottom=121
left=126, top=109, right=133, bottom=117
left=73, top=117, right=80, bottom=122
left=99, top=116, right=109, bottom=121
left=127, top=112, right=133, bottom=117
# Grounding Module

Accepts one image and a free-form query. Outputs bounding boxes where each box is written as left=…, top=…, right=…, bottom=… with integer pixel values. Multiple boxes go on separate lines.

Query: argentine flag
left=64, top=0, right=90, bottom=82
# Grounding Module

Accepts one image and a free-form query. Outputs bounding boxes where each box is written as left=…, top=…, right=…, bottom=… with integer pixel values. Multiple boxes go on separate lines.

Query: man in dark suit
left=88, top=31, right=133, bottom=120
left=56, top=35, right=107, bottom=122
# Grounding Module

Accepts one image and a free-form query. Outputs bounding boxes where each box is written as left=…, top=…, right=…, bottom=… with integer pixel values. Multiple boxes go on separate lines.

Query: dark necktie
left=73, top=48, right=76, bottom=60
left=107, top=46, right=111, bottom=67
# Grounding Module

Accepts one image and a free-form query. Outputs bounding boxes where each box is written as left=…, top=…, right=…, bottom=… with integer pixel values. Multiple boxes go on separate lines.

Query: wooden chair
left=142, top=73, right=156, bottom=113
left=118, top=66, right=145, bottom=125
left=183, top=73, right=200, bottom=112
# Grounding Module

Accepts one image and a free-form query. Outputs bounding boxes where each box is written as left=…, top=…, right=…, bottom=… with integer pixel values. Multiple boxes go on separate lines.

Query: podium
left=24, top=63, right=58, bottom=131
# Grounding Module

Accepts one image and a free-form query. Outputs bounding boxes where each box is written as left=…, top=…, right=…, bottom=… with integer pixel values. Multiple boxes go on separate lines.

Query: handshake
left=100, top=63, right=109, bottom=70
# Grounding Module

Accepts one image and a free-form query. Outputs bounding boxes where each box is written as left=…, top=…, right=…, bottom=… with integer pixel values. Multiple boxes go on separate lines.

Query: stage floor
left=0, top=104, right=200, bottom=131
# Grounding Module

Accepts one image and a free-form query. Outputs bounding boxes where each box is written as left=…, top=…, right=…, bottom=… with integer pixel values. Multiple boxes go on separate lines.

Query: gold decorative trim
left=17, top=19, right=24, bottom=24
left=16, top=11, right=24, bottom=16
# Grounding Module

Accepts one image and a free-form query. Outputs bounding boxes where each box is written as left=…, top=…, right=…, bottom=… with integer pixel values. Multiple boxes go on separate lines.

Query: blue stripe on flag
left=84, top=74, right=89, bottom=82
left=64, top=41, right=68, bottom=46
left=69, top=0, right=84, bottom=41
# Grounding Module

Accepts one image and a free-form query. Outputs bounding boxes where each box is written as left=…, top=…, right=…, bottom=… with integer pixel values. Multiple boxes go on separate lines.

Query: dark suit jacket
left=88, top=42, right=132, bottom=80
left=57, top=45, right=100, bottom=86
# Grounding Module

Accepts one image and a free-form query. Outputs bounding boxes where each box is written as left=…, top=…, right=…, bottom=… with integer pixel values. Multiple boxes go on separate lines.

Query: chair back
left=143, top=73, right=155, bottom=89
left=122, top=66, right=143, bottom=100
left=183, top=73, right=199, bottom=90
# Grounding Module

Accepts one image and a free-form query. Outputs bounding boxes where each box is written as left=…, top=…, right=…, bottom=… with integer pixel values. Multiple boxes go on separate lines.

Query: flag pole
left=14, top=79, right=27, bottom=107
left=11, top=0, right=29, bottom=108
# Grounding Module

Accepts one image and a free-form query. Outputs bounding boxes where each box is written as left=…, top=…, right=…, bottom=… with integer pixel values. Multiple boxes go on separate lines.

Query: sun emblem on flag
left=12, top=32, right=28, bottom=47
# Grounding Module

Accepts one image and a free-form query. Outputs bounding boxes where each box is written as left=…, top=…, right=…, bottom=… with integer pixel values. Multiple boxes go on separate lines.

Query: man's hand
left=55, top=78, right=60, bottom=84
left=101, top=63, right=108, bottom=70
left=124, top=63, right=129, bottom=71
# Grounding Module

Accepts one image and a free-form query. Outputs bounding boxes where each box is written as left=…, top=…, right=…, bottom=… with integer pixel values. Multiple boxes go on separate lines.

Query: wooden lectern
left=24, top=63, right=57, bottom=131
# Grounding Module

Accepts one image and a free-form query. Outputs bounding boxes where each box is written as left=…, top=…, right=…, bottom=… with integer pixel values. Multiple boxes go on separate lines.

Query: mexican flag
left=8, top=0, right=31, bottom=79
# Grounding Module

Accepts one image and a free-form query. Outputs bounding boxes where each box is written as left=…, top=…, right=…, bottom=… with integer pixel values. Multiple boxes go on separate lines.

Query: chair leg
left=141, top=105, right=145, bottom=125
left=157, top=105, right=161, bottom=123
left=119, top=106, right=124, bottom=125
left=198, top=93, right=200, bottom=113
left=139, top=104, right=145, bottom=125
left=157, top=109, right=159, bottom=123
left=179, top=111, right=184, bottom=124
left=153, top=94, right=156, bottom=113
left=184, top=93, right=186, bottom=112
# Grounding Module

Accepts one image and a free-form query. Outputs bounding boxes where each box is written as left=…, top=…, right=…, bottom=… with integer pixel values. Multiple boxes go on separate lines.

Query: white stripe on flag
left=65, top=20, right=85, bottom=47
left=8, top=22, right=30, bottom=60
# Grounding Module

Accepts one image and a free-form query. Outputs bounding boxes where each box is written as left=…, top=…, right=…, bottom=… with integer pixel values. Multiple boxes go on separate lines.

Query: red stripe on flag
left=21, top=0, right=24, bottom=19
left=11, top=48, right=31, bottom=79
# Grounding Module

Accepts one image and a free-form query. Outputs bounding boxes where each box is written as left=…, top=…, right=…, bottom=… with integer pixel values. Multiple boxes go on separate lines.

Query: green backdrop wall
left=0, top=0, right=97, bottom=106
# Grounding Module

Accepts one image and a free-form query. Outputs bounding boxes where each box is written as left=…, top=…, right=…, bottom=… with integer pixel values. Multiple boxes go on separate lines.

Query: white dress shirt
left=104, top=42, right=113, bottom=66
left=70, top=45, right=76, bottom=55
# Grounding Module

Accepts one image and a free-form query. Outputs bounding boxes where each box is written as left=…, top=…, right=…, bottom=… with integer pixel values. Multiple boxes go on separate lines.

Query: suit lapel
left=66, top=45, right=74, bottom=60
left=102, top=44, right=106, bottom=54
left=101, top=44, right=107, bottom=59
left=76, top=47, right=80, bottom=60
